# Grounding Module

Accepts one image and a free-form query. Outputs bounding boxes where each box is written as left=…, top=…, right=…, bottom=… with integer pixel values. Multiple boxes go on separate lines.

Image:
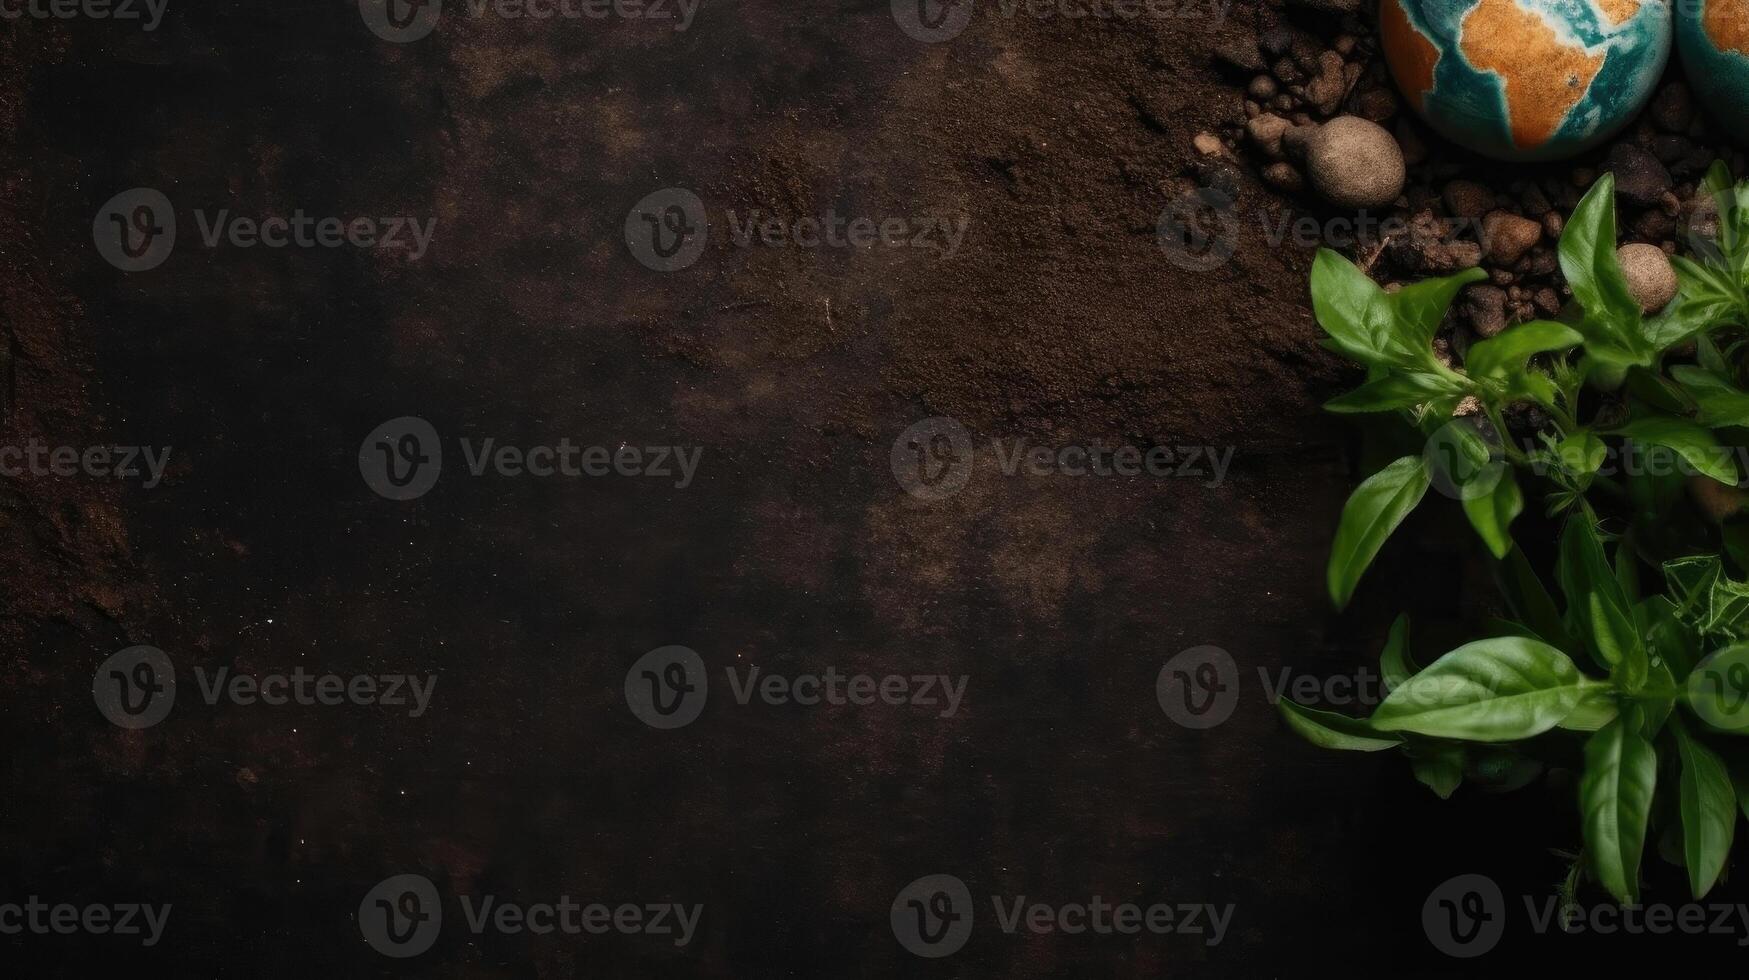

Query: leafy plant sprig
left=1290, top=164, right=1749, bottom=904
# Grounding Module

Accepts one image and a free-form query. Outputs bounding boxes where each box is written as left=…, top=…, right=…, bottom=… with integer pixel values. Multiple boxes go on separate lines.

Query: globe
left=1380, top=0, right=1672, bottom=162
left=1677, top=0, right=1749, bottom=135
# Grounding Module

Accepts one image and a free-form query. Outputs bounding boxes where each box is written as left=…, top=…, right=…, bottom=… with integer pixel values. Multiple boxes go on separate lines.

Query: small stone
left=1334, top=34, right=1358, bottom=57
left=1213, top=36, right=1267, bottom=73
left=1249, top=75, right=1279, bottom=101
left=1533, top=287, right=1562, bottom=317
left=1462, top=284, right=1509, bottom=338
left=1355, top=87, right=1398, bottom=122
left=1604, top=143, right=1673, bottom=209
left=1246, top=113, right=1293, bottom=159
left=1193, top=132, right=1225, bottom=157
left=1274, top=57, right=1306, bottom=87
left=1650, top=82, right=1693, bottom=134
left=1633, top=208, right=1677, bottom=241
left=1481, top=210, right=1542, bottom=265
left=1304, top=51, right=1349, bottom=116
left=1305, top=116, right=1406, bottom=209
left=1443, top=179, right=1494, bottom=221
left=1542, top=211, right=1564, bottom=239
left=1617, top=242, right=1678, bottom=313
left=1262, top=161, right=1306, bottom=193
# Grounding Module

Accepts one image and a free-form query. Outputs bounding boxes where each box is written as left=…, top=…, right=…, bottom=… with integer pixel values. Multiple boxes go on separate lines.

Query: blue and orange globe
left=1381, top=0, right=1672, bottom=162
left=1677, top=1, right=1749, bottom=135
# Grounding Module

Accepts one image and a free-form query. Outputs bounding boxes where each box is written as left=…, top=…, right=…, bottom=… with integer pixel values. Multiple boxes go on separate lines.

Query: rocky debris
left=1617, top=243, right=1679, bottom=313
left=1461, top=284, right=1509, bottom=338
left=1262, top=161, right=1306, bottom=193
left=1306, top=116, right=1405, bottom=209
left=1246, top=113, right=1292, bottom=159
left=1605, top=143, right=1674, bottom=209
left=1193, top=131, right=1226, bottom=157
left=1188, top=2, right=1749, bottom=345
left=1481, top=211, right=1542, bottom=266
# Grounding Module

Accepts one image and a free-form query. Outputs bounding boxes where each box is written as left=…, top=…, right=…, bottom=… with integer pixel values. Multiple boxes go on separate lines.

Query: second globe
left=1380, top=0, right=1671, bottom=162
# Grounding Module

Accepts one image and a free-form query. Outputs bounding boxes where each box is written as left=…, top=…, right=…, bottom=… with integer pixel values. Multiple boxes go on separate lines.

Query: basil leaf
left=1379, top=614, right=1417, bottom=691
left=1277, top=698, right=1402, bottom=752
left=1560, top=515, right=1646, bottom=685
left=1464, top=320, right=1583, bottom=379
left=1407, top=742, right=1465, bottom=799
left=1325, top=372, right=1467, bottom=414
left=1389, top=267, right=1489, bottom=347
left=1674, top=719, right=1736, bottom=898
left=1556, top=431, right=1607, bottom=478
left=1462, top=467, right=1522, bottom=560
left=1495, top=544, right=1572, bottom=651
left=1371, top=636, right=1601, bottom=741
left=1559, top=686, right=1620, bottom=732
left=1670, top=365, right=1749, bottom=428
left=1311, top=249, right=1413, bottom=369
left=1579, top=713, right=1658, bottom=904
left=1615, top=416, right=1739, bottom=485
left=1558, top=174, right=1649, bottom=361
left=1328, top=456, right=1430, bottom=609
left=1664, top=556, right=1749, bottom=645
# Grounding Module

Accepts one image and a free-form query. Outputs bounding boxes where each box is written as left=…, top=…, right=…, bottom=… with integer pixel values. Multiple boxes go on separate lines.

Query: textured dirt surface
left=3, top=1, right=1738, bottom=976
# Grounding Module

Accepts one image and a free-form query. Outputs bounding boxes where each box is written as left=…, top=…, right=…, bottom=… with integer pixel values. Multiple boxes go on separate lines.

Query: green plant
left=1289, top=163, right=1749, bottom=904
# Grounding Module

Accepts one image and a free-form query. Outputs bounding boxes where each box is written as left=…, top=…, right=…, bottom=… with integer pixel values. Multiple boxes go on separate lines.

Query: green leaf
left=1325, top=372, right=1467, bottom=413
left=1615, top=416, right=1739, bottom=485
left=1462, top=467, right=1522, bottom=559
left=1556, top=431, right=1607, bottom=478
left=1371, top=636, right=1602, bottom=741
left=1580, top=713, right=1658, bottom=903
left=1311, top=249, right=1414, bottom=369
left=1328, top=456, right=1430, bottom=609
left=1559, top=686, right=1620, bottom=731
left=1389, top=267, right=1489, bottom=347
left=1495, top=544, right=1571, bottom=651
left=1670, top=365, right=1749, bottom=428
left=1379, top=614, right=1417, bottom=691
left=1560, top=515, right=1646, bottom=685
left=1407, top=742, right=1465, bottom=799
left=1464, top=320, right=1583, bottom=379
left=1558, top=173, right=1649, bottom=362
left=1664, top=557, right=1749, bottom=645
left=1673, top=719, right=1737, bottom=898
left=1277, top=698, right=1403, bottom=751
